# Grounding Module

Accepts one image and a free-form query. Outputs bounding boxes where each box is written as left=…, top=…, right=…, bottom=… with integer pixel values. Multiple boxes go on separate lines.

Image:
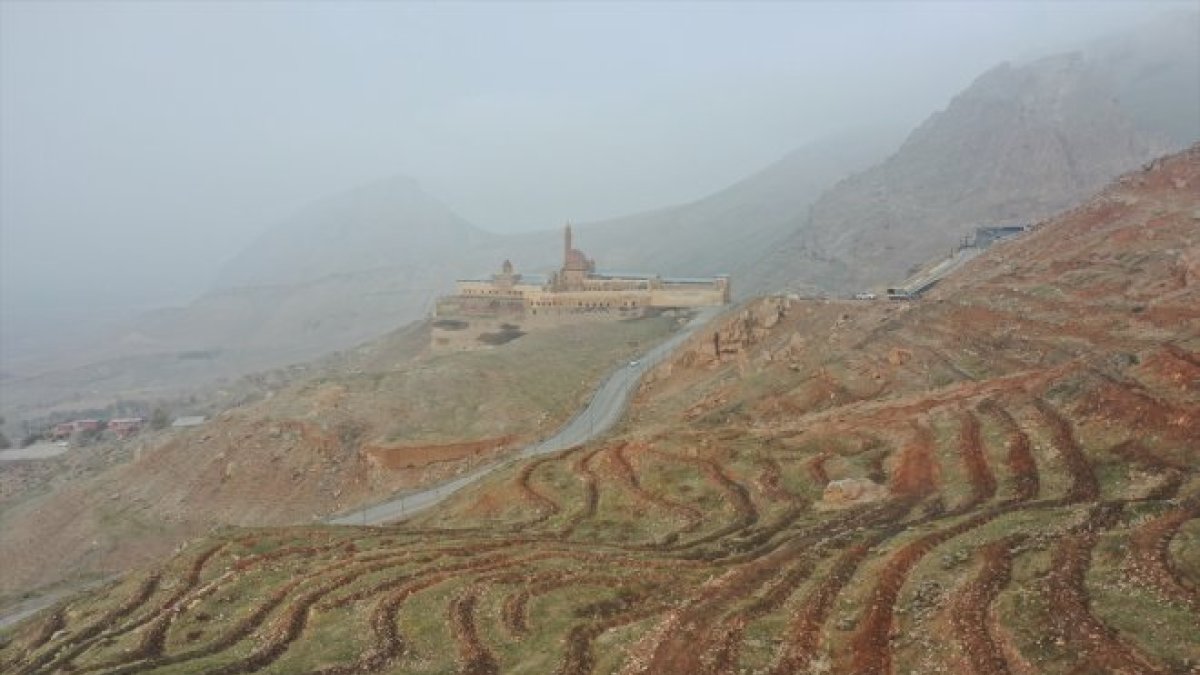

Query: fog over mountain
left=750, top=13, right=1198, bottom=296
left=216, top=177, right=493, bottom=289
left=2, top=2, right=1189, bottom=367
left=0, top=129, right=899, bottom=420
left=2, top=2, right=1197, bottom=423
left=569, top=9, right=1200, bottom=300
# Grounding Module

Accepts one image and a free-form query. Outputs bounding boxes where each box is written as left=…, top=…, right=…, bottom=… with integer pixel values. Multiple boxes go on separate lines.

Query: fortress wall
left=436, top=295, right=525, bottom=317
left=435, top=226, right=728, bottom=350
left=580, top=279, right=652, bottom=292
left=649, top=286, right=728, bottom=307
left=524, top=289, right=650, bottom=313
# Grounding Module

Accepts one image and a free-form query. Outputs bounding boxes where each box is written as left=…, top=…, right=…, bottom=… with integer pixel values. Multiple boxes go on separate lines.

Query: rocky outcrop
left=750, top=35, right=1196, bottom=296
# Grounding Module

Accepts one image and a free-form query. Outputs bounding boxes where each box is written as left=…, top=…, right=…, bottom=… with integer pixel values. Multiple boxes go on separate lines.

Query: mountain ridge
left=7, top=141, right=1195, bottom=675
left=747, top=44, right=1190, bottom=296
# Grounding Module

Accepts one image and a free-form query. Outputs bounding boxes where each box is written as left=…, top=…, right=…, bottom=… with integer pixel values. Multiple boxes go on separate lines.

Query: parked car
left=854, top=291, right=877, bottom=300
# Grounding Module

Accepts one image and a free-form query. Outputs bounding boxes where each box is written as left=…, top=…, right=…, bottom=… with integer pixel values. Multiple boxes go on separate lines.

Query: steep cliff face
left=749, top=52, right=1174, bottom=296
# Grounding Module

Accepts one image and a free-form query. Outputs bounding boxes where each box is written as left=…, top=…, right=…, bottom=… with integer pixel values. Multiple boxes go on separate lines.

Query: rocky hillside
left=8, top=18, right=1195, bottom=424
left=134, top=127, right=898, bottom=357
left=0, top=315, right=675, bottom=600
left=1, top=131, right=895, bottom=425
left=748, top=15, right=1200, bottom=297
left=749, top=47, right=1189, bottom=296
left=5, top=145, right=1195, bottom=674
left=112, top=177, right=501, bottom=360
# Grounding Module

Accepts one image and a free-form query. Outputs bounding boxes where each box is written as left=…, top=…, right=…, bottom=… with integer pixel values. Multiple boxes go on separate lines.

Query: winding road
left=330, top=306, right=723, bottom=526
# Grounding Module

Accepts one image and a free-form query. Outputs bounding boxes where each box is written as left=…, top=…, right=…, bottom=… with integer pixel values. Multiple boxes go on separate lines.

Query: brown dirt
left=604, top=443, right=702, bottom=528
left=364, top=435, right=517, bottom=470
left=770, top=533, right=888, bottom=674
left=807, top=452, right=832, bottom=485
left=888, top=421, right=940, bottom=498
left=450, top=587, right=499, bottom=675
left=557, top=447, right=603, bottom=539
left=843, top=506, right=1015, bottom=675
left=977, top=399, right=1040, bottom=501
left=1125, top=498, right=1200, bottom=610
left=1044, top=503, right=1171, bottom=675
left=957, top=410, right=998, bottom=509
left=947, top=535, right=1026, bottom=675
left=1031, top=398, right=1100, bottom=503
left=515, top=454, right=563, bottom=518
left=9, top=147, right=1200, bottom=675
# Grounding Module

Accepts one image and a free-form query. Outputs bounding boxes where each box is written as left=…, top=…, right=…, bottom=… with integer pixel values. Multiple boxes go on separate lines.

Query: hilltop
left=0, top=131, right=891, bottom=428
left=753, top=66, right=1168, bottom=295
left=528, top=127, right=906, bottom=283
left=6, top=17, right=1195, bottom=428
left=0, top=314, right=678, bottom=602
left=5, top=144, right=1195, bottom=673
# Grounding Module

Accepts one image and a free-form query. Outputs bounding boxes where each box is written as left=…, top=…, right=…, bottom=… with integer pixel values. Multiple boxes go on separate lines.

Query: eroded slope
left=3, top=148, right=1198, bottom=674
left=0, top=316, right=674, bottom=605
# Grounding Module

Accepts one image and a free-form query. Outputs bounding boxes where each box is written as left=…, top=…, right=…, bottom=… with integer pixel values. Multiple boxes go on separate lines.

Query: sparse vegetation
left=4, top=146, right=1197, bottom=675
left=0, top=315, right=677, bottom=603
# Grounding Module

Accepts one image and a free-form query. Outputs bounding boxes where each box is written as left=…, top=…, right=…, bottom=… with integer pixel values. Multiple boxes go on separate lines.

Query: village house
left=107, top=417, right=145, bottom=439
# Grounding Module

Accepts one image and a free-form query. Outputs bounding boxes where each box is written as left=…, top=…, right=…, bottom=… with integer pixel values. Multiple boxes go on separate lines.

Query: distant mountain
left=7, top=16, right=1195, bottom=420
left=749, top=16, right=1198, bottom=295
left=537, top=127, right=904, bottom=285
left=109, top=131, right=903, bottom=360
left=216, top=175, right=495, bottom=288
left=1086, top=11, right=1200, bottom=146
left=4, top=131, right=900, bottom=420
left=0, top=178, right=518, bottom=420
left=102, top=178, right=508, bottom=361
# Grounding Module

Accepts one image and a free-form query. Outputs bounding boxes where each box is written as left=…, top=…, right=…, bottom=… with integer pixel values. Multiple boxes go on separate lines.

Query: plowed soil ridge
left=948, top=535, right=1026, bottom=675
left=6, top=147, right=1199, bottom=675
left=1045, top=504, right=1171, bottom=675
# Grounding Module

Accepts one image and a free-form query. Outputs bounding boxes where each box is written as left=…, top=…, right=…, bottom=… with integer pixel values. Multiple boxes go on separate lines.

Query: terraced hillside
left=3, top=147, right=1198, bottom=673
left=0, top=316, right=677, bottom=607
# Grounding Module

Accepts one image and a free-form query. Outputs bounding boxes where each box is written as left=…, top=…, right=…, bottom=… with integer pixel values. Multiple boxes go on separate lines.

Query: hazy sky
left=0, top=1, right=1188, bottom=338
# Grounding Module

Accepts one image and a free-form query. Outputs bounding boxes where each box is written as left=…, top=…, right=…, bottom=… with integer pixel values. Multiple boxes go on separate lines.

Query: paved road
left=890, top=246, right=982, bottom=297
left=0, top=596, right=60, bottom=630
left=330, top=306, right=723, bottom=526
left=0, top=577, right=114, bottom=630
